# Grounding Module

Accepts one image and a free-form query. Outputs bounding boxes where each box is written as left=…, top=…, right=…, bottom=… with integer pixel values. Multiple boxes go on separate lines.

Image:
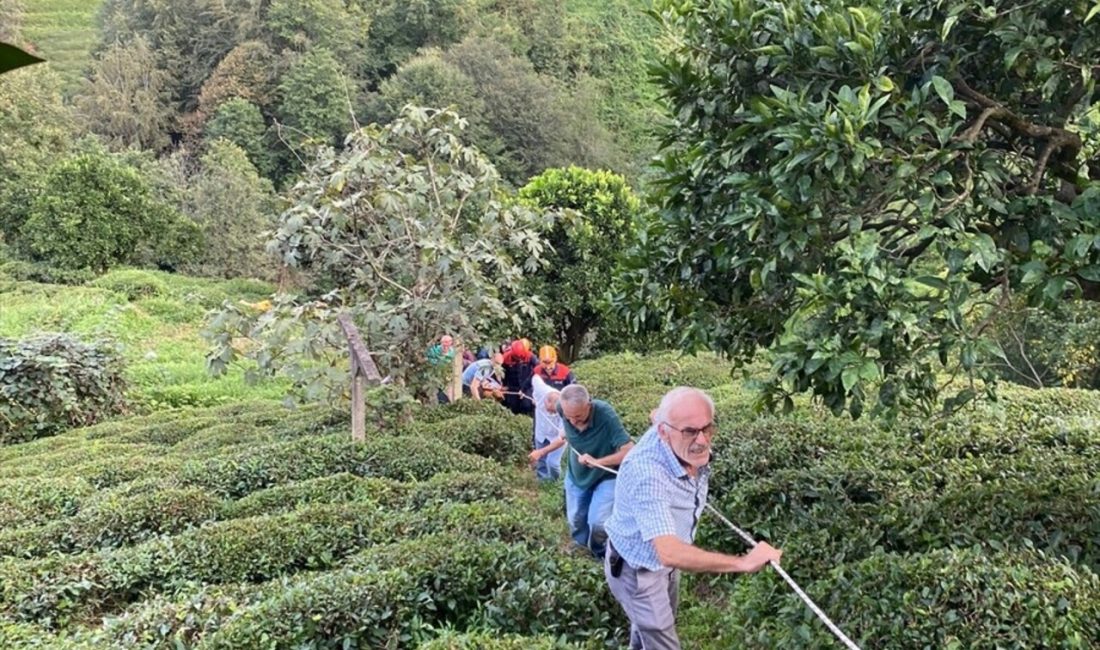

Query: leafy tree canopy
left=621, top=0, right=1100, bottom=418
left=206, top=107, right=550, bottom=401
left=517, top=166, right=640, bottom=362
left=19, top=148, right=200, bottom=273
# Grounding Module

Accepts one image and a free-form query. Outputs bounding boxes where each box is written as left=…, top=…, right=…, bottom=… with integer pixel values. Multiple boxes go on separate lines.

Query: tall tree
left=204, top=98, right=275, bottom=178
left=273, top=48, right=354, bottom=151
left=0, top=65, right=73, bottom=242
left=517, top=166, right=641, bottom=362
left=74, top=36, right=173, bottom=151
left=359, top=0, right=472, bottom=84
left=197, top=40, right=281, bottom=116
left=374, top=48, right=490, bottom=149
left=18, top=148, right=199, bottom=272
left=621, top=0, right=1100, bottom=418
left=265, top=0, right=369, bottom=66
left=444, top=36, right=619, bottom=184
left=206, top=107, right=550, bottom=401
left=97, top=0, right=256, bottom=113
left=183, top=139, right=280, bottom=280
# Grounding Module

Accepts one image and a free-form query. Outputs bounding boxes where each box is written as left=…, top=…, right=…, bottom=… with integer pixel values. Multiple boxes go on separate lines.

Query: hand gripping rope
left=568, top=448, right=863, bottom=650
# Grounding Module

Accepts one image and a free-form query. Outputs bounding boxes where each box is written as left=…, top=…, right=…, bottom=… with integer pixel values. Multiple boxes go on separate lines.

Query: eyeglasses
left=662, top=421, right=717, bottom=440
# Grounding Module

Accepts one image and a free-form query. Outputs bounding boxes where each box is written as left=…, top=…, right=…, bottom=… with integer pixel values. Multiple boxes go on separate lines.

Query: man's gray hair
left=654, top=387, right=714, bottom=427
left=559, top=384, right=590, bottom=408
left=543, top=388, right=561, bottom=408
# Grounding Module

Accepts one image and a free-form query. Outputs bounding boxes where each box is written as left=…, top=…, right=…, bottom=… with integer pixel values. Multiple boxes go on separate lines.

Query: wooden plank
left=350, top=350, right=365, bottom=442
left=451, top=342, right=464, bottom=401
left=336, top=313, right=382, bottom=381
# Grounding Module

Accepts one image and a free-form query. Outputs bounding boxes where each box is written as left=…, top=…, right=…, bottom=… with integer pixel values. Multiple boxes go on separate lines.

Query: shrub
left=0, top=488, right=221, bottom=559
left=413, top=633, right=585, bottom=646
left=0, top=477, right=94, bottom=530
left=406, top=471, right=512, bottom=509
left=202, top=533, right=624, bottom=649
left=0, top=259, right=97, bottom=286
left=0, top=334, right=128, bottom=444
left=416, top=632, right=582, bottom=649
left=100, top=583, right=271, bottom=648
left=219, top=473, right=406, bottom=520
left=404, top=414, right=532, bottom=465
left=0, top=501, right=549, bottom=630
left=732, top=549, right=1100, bottom=649
left=87, top=269, right=168, bottom=301
left=0, top=504, right=383, bottom=628
left=180, top=434, right=491, bottom=498
left=408, top=398, right=512, bottom=424
left=17, top=151, right=201, bottom=273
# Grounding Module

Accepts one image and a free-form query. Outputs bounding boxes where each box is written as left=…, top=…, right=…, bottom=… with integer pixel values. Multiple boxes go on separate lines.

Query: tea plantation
left=1, top=350, right=1098, bottom=648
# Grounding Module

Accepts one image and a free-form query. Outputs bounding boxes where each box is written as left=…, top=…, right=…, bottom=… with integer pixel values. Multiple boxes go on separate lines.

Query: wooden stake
left=337, top=313, right=382, bottom=442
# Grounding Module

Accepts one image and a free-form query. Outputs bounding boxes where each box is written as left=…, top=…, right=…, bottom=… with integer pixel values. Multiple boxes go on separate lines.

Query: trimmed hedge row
left=0, top=477, right=94, bottom=530
left=703, top=452, right=1100, bottom=582
left=180, top=434, right=492, bottom=498
left=730, top=548, right=1100, bottom=649
left=0, top=487, right=221, bottom=559
left=416, top=632, right=583, bottom=649
left=0, top=500, right=554, bottom=629
left=403, top=414, right=533, bottom=465
left=199, top=534, right=624, bottom=649
left=220, top=471, right=511, bottom=519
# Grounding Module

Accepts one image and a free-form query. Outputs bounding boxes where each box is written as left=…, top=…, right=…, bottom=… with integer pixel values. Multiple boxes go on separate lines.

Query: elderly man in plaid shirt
left=604, top=387, right=782, bottom=649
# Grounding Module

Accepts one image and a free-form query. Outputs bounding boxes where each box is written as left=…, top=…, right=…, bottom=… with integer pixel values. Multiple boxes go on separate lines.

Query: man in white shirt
left=528, top=375, right=564, bottom=480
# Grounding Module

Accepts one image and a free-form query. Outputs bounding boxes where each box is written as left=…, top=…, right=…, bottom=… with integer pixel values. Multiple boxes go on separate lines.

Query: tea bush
left=416, top=631, right=583, bottom=649
left=87, top=269, right=169, bottom=301
left=202, top=534, right=625, bottom=649
left=0, top=353, right=1098, bottom=648
left=732, top=548, right=1100, bottom=649
left=0, top=334, right=128, bottom=444
left=0, top=487, right=221, bottom=559
left=0, top=477, right=93, bottom=529
left=180, top=435, right=491, bottom=498
left=404, top=414, right=532, bottom=465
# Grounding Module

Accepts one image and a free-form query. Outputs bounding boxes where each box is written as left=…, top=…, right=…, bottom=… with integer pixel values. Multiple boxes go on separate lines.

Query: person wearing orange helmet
left=535, top=345, right=574, bottom=391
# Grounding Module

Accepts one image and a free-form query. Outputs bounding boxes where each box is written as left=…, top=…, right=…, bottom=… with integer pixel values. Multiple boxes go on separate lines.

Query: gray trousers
left=604, top=547, right=682, bottom=650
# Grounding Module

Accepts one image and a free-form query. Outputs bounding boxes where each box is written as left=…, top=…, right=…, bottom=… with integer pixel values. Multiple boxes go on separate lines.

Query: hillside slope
left=0, top=354, right=1097, bottom=648
left=20, top=0, right=103, bottom=92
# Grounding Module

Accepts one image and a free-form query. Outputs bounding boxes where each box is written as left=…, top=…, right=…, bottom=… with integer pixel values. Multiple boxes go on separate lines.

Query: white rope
left=568, top=446, right=862, bottom=650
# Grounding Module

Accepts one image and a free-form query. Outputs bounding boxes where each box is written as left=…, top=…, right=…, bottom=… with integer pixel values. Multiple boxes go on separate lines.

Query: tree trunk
left=560, top=319, right=591, bottom=365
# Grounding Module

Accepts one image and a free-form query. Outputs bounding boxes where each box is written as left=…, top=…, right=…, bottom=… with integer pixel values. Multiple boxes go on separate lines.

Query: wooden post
left=337, top=313, right=382, bottom=442
left=450, top=340, right=464, bottom=402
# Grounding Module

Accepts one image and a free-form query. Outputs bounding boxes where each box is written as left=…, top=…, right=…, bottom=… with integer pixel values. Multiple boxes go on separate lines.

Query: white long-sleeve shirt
left=531, top=375, right=563, bottom=444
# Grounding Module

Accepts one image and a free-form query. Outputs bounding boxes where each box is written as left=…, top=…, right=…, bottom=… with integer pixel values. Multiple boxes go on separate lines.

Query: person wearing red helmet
left=501, top=339, right=537, bottom=416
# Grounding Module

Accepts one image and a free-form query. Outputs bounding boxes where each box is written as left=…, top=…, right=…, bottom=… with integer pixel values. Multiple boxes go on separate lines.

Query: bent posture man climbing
left=536, top=384, right=633, bottom=557
left=528, top=375, right=564, bottom=481
left=604, top=387, right=782, bottom=650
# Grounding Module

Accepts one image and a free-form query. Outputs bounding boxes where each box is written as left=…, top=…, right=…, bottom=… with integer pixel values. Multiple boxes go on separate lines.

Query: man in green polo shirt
left=533, top=383, right=634, bottom=558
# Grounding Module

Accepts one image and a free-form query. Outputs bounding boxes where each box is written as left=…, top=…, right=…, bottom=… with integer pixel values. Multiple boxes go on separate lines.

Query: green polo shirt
left=558, top=399, right=631, bottom=489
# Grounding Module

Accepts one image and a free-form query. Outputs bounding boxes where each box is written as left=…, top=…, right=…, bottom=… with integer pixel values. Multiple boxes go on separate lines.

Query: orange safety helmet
left=520, top=338, right=532, bottom=353
left=538, top=346, right=557, bottom=364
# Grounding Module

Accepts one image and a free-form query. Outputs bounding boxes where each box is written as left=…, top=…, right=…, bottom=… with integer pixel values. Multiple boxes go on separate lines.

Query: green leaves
left=633, top=0, right=1100, bottom=418
left=0, top=334, right=127, bottom=444
left=205, top=107, right=551, bottom=401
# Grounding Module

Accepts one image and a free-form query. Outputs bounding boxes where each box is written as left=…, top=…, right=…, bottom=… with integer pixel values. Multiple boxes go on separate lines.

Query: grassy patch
left=0, top=269, right=287, bottom=411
